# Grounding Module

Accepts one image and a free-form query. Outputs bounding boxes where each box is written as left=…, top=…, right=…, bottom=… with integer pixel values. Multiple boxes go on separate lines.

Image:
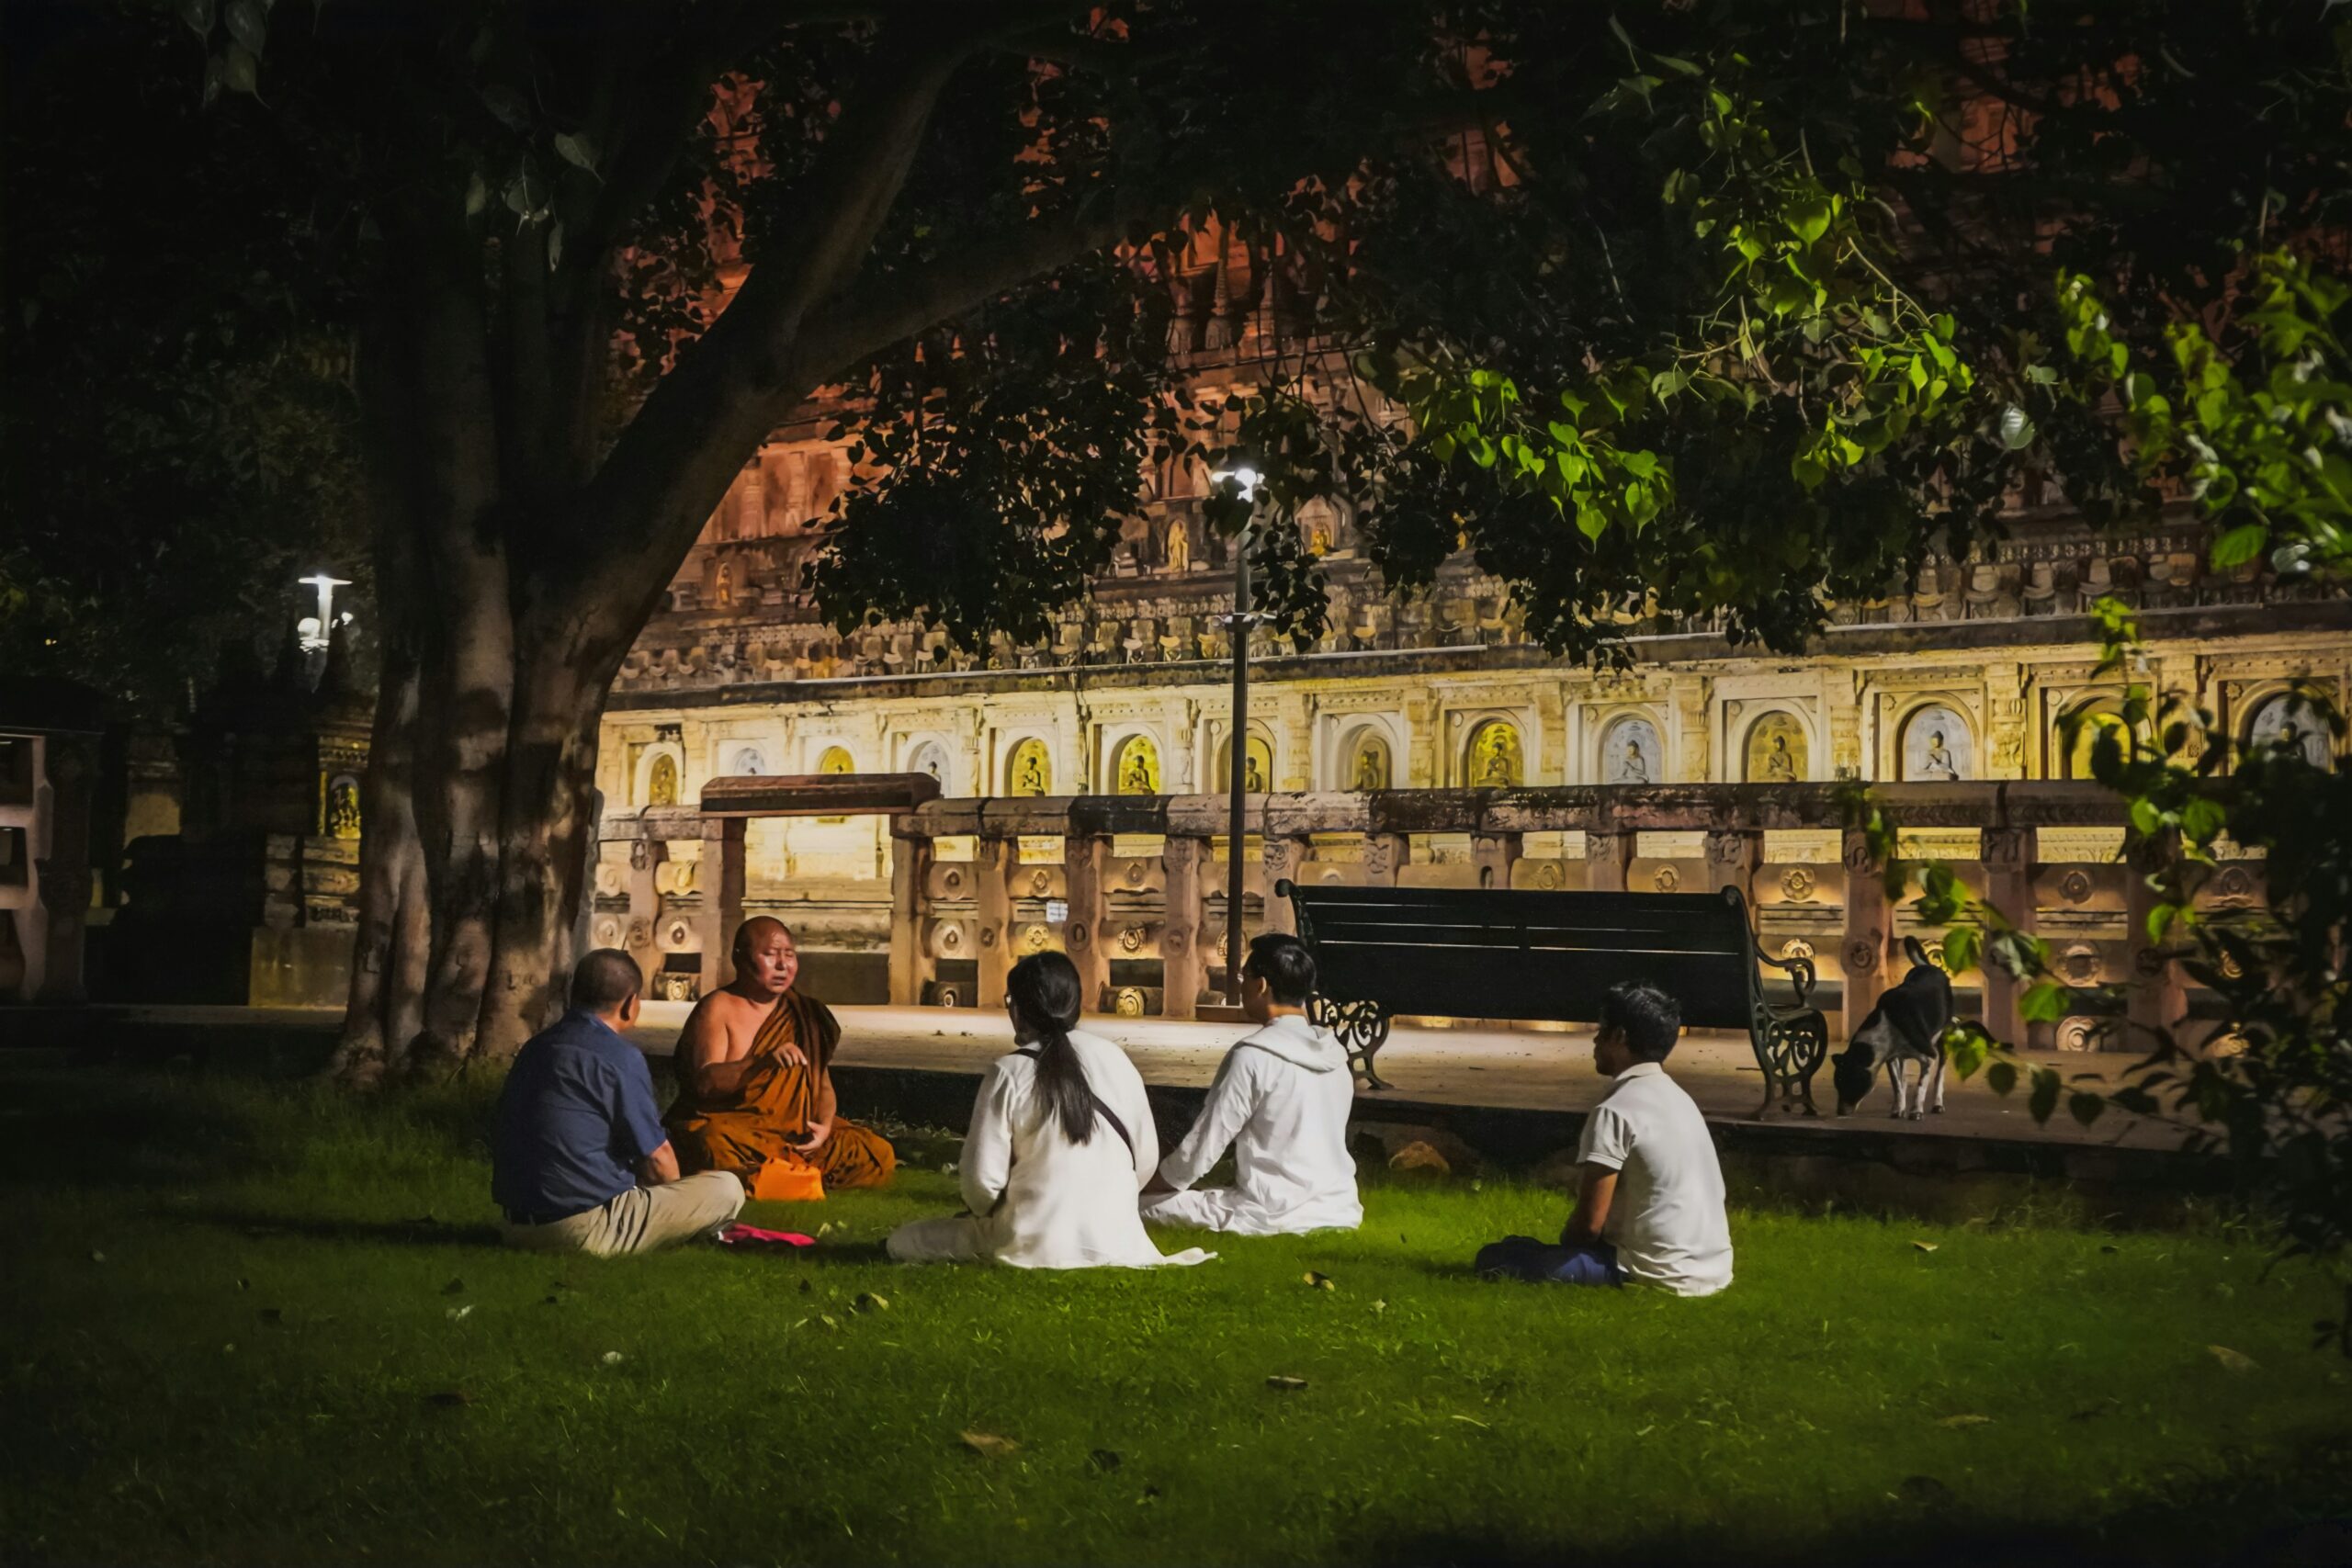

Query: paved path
left=630, top=1003, right=2174, bottom=1152
left=6, top=1000, right=2177, bottom=1152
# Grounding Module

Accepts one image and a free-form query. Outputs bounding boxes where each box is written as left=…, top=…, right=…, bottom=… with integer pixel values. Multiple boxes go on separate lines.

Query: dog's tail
left=1903, top=934, right=1931, bottom=969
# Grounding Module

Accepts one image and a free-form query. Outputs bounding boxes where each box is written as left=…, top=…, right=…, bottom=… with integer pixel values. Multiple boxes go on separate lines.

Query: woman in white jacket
left=886, top=952, right=1213, bottom=1269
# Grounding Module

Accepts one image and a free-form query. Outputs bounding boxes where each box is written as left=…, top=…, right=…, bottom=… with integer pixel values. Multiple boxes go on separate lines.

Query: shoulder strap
left=1012, top=1047, right=1136, bottom=1161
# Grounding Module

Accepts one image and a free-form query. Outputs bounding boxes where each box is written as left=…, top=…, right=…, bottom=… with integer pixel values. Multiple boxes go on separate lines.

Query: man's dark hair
left=1244, top=933, right=1317, bottom=1007
left=1600, top=981, right=1681, bottom=1062
left=571, top=948, right=643, bottom=1013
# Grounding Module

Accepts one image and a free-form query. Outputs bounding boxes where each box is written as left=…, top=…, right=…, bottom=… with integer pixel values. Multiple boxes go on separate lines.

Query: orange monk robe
left=662, top=988, right=896, bottom=1190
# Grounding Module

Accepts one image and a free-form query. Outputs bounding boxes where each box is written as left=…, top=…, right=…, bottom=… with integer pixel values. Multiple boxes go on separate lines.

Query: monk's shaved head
left=730, top=917, right=800, bottom=1000
left=732, top=916, right=794, bottom=959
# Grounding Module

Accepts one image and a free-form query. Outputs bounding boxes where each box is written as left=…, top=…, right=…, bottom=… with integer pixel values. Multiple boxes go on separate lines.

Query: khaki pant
left=501, top=1171, right=745, bottom=1258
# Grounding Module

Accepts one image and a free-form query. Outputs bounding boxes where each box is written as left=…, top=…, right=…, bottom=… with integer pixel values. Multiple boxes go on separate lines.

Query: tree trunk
left=323, top=18, right=1097, bottom=1083
left=327, top=649, right=429, bottom=1087
left=474, top=613, right=632, bottom=1061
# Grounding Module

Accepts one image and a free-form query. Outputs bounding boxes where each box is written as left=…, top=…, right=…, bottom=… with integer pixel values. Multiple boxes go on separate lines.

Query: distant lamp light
left=298, top=572, right=352, bottom=653
left=1214, top=465, right=1262, bottom=500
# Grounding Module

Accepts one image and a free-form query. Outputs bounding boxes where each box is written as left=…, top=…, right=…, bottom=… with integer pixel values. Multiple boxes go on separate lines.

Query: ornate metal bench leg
left=1748, top=1019, right=1779, bottom=1120
left=1347, top=1003, right=1394, bottom=1092
left=1795, top=1017, right=1826, bottom=1116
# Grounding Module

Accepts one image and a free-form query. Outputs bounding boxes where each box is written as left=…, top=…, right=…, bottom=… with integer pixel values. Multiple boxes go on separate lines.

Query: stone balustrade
left=605, top=780, right=2245, bottom=1051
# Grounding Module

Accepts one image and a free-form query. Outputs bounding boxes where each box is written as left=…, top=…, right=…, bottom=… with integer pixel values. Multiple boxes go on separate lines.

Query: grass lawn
left=3, top=1051, right=2347, bottom=1567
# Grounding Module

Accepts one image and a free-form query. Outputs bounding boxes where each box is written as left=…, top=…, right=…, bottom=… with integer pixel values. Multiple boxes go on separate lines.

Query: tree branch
left=560, top=14, right=1013, bottom=626
left=798, top=187, right=1162, bottom=384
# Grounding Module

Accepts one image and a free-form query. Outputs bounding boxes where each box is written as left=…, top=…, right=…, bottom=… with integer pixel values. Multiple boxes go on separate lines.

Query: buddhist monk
left=662, top=917, right=896, bottom=1192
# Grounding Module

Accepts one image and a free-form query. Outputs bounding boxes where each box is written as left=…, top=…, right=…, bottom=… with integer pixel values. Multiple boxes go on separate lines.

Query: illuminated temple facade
left=591, top=354, right=2351, bottom=1010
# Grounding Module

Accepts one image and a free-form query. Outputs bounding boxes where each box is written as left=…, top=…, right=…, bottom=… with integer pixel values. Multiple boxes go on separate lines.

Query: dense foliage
left=2, top=8, right=366, bottom=716
left=807, top=2, right=2352, bottom=660
left=1856, top=254, right=2352, bottom=1350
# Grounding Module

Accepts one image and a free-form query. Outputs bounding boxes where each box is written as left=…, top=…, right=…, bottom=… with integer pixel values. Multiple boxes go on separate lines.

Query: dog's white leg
left=1887, top=1059, right=1906, bottom=1119
left=1930, top=1051, right=1947, bottom=1113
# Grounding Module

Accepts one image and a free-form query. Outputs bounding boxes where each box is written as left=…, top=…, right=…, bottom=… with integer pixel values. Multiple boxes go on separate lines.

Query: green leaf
left=1941, top=925, right=1980, bottom=975
left=1944, top=1027, right=1986, bottom=1079
left=2180, top=796, right=2226, bottom=844
left=224, top=0, right=268, bottom=57
left=2028, top=1067, right=2061, bottom=1122
left=553, top=132, right=602, bottom=177
left=2210, top=524, right=2268, bottom=568
left=222, top=42, right=261, bottom=97
left=1998, top=405, right=2036, bottom=450
left=1985, top=1060, right=2018, bottom=1096
left=1790, top=453, right=1826, bottom=490
left=1783, top=195, right=1834, bottom=245
left=2067, top=1090, right=2106, bottom=1127
left=2020, top=981, right=2070, bottom=1023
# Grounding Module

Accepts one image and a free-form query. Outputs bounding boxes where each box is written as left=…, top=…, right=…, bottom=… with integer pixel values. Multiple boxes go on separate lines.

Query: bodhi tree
left=147, top=0, right=2346, bottom=1078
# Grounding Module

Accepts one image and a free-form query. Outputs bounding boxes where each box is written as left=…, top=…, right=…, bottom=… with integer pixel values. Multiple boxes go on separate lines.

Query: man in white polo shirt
left=1474, top=981, right=1733, bottom=1295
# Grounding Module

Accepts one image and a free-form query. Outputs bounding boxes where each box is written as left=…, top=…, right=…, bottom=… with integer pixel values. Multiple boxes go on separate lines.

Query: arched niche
left=1343, top=726, right=1392, bottom=792
left=906, top=739, right=951, bottom=789
left=2058, top=703, right=2133, bottom=781
left=814, top=745, right=854, bottom=823
left=1598, top=715, right=1661, bottom=785
left=1216, top=731, right=1276, bottom=794
left=1742, top=712, right=1808, bottom=784
left=2244, top=691, right=2335, bottom=767
left=1005, top=738, right=1052, bottom=796
left=1111, top=734, right=1161, bottom=795
left=643, top=751, right=681, bottom=807
left=1898, top=704, right=1974, bottom=782
left=726, top=744, right=766, bottom=776
left=1464, top=719, right=1523, bottom=787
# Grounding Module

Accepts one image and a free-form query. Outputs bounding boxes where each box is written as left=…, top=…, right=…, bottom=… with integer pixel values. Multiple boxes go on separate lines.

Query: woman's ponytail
left=1006, top=952, right=1099, bottom=1144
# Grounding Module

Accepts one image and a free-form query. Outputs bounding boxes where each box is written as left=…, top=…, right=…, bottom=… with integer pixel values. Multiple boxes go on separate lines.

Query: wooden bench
left=1278, top=881, right=1829, bottom=1115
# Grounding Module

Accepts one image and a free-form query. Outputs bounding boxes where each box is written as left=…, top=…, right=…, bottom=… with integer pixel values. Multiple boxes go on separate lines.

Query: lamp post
left=1214, top=468, right=1261, bottom=1005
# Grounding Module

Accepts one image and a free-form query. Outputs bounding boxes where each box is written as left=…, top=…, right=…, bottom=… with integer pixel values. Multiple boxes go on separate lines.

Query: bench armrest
left=1754, top=942, right=1816, bottom=1005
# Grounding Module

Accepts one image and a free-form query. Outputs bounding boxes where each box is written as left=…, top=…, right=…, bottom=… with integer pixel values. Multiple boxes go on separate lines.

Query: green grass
left=3, top=1053, right=2347, bottom=1567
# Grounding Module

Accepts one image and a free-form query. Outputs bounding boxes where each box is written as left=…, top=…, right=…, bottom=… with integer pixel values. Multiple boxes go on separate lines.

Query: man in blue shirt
left=493, top=949, right=745, bottom=1256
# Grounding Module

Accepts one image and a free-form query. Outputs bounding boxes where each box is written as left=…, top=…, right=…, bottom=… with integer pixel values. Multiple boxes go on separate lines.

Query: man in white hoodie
left=1140, top=934, right=1363, bottom=1235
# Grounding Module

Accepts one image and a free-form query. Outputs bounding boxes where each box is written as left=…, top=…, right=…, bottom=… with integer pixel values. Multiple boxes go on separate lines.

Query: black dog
left=1833, top=937, right=1953, bottom=1119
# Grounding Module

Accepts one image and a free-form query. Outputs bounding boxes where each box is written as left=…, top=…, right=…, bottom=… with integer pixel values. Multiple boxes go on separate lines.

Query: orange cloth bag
left=751, top=1158, right=826, bottom=1202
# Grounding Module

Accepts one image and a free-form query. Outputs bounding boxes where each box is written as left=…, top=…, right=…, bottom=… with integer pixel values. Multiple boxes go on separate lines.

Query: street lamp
left=297, top=572, right=352, bottom=654
left=1213, top=467, right=1261, bottom=1005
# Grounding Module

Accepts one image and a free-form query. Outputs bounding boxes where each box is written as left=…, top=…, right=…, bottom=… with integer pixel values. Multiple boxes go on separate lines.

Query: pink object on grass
left=718, top=1223, right=816, bottom=1248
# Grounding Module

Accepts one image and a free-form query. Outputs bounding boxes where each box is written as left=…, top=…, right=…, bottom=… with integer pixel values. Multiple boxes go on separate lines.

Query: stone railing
left=605, top=781, right=2247, bottom=1049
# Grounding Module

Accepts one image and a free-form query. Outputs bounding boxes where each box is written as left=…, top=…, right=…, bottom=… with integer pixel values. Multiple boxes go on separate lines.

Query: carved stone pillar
left=698, top=817, right=747, bottom=1000
left=1403, top=694, right=1437, bottom=788
left=1984, top=662, right=2028, bottom=779
left=1979, top=826, right=2036, bottom=1045
left=976, top=836, right=1016, bottom=1005
left=1064, top=830, right=1112, bottom=1010
left=1161, top=836, right=1207, bottom=1019
left=1674, top=681, right=1712, bottom=783
left=888, top=829, right=934, bottom=1006
left=1828, top=674, right=1865, bottom=778
left=2124, top=829, right=2188, bottom=1043
left=1841, top=827, right=1890, bottom=1039
left=1261, top=835, right=1307, bottom=935
left=1704, top=827, right=1763, bottom=910
left=625, top=833, right=667, bottom=989
left=1472, top=831, right=1522, bottom=892
left=1586, top=829, right=1634, bottom=893
left=1361, top=832, right=1408, bottom=887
